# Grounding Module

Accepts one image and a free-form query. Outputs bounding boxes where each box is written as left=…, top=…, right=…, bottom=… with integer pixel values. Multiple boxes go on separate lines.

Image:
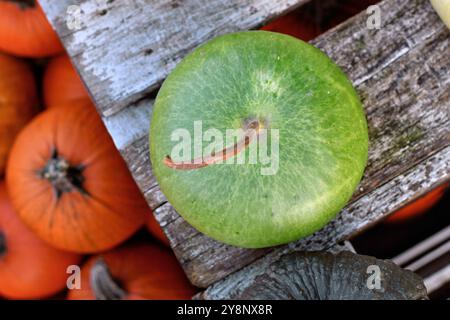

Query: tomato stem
left=164, top=117, right=263, bottom=170
left=0, top=232, right=6, bottom=257
left=39, top=149, right=86, bottom=199
left=90, top=258, right=127, bottom=300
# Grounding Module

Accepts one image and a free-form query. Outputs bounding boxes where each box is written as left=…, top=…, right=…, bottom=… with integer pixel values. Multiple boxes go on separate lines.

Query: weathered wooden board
left=41, top=0, right=450, bottom=289
left=40, top=0, right=310, bottom=117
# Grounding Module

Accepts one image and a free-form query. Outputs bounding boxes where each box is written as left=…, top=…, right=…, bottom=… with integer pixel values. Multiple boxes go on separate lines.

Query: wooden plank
left=41, top=0, right=450, bottom=288
left=197, top=145, right=450, bottom=299
left=40, top=0, right=310, bottom=117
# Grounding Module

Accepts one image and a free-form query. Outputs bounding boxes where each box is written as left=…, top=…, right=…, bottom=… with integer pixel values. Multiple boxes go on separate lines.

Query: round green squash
left=150, top=31, right=368, bottom=248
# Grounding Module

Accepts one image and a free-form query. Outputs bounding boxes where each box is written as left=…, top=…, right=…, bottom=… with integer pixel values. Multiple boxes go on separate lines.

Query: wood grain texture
left=40, top=0, right=310, bottom=117
left=40, top=0, right=450, bottom=289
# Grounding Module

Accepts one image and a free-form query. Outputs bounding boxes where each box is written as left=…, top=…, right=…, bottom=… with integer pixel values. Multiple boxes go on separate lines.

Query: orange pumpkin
left=386, top=183, right=448, bottom=223
left=67, top=243, right=196, bottom=300
left=261, top=10, right=317, bottom=41
left=0, top=52, right=38, bottom=177
left=0, top=1, right=63, bottom=58
left=43, top=54, right=90, bottom=108
left=0, top=183, right=81, bottom=299
left=146, top=214, right=170, bottom=247
left=6, top=101, right=147, bottom=253
left=261, top=0, right=381, bottom=42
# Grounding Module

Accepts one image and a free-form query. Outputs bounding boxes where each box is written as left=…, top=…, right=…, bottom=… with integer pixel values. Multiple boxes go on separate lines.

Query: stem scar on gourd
left=163, top=117, right=264, bottom=170
left=90, top=258, right=127, bottom=300
left=37, top=148, right=88, bottom=199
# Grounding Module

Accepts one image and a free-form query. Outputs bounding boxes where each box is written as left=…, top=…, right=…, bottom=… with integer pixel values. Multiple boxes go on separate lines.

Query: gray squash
left=230, top=251, right=428, bottom=300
